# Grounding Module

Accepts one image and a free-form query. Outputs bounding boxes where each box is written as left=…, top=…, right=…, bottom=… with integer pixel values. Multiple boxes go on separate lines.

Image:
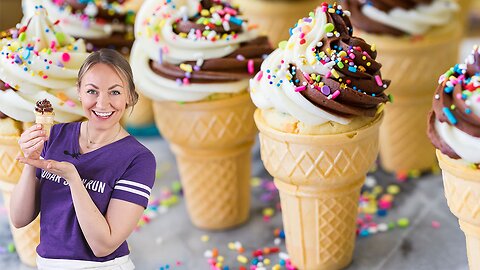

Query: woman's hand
left=18, top=124, right=47, bottom=160
left=17, top=157, right=80, bottom=183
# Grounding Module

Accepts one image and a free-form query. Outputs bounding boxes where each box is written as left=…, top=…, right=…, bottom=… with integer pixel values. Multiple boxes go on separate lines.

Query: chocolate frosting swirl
left=428, top=47, right=480, bottom=160
left=35, top=99, right=54, bottom=114
left=293, top=6, right=389, bottom=117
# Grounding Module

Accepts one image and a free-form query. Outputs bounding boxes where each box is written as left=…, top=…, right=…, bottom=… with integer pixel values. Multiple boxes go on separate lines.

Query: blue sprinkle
left=466, top=108, right=472, bottom=114
left=443, top=107, right=457, bottom=125
left=348, top=66, right=357, bottom=73
left=444, top=86, right=454, bottom=94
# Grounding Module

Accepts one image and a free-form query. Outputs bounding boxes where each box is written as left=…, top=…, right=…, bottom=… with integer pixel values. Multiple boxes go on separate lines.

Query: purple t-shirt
left=35, top=122, right=156, bottom=262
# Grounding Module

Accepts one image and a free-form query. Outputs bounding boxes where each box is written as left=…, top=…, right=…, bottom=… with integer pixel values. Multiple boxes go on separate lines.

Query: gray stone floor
left=1, top=37, right=479, bottom=270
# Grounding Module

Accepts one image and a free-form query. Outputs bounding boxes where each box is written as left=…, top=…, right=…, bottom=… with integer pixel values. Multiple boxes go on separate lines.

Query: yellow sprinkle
left=362, top=56, right=367, bottom=60
left=331, top=69, right=340, bottom=78
left=262, top=208, right=275, bottom=217
left=358, top=66, right=366, bottom=72
left=179, top=32, right=187, bottom=38
left=340, top=83, right=347, bottom=89
left=338, top=51, right=347, bottom=58
left=237, top=255, right=248, bottom=264
left=217, top=256, right=224, bottom=263
left=201, top=235, right=209, bottom=242
left=228, top=242, right=236, bottom=250
left=201, top=9, right=210, bottom=16
left=372, top=186, right=383, bottom=195
left=328, top=8, right=335, bottom=13
left=371, top=44, right=376, bottom=51
left=273, top=265, right=281, bottom=270
left=215, top=263, right=222, bottom=268
left=366, top=62, right=371, bottom=67
left=264, top=258, right=271, bottom=265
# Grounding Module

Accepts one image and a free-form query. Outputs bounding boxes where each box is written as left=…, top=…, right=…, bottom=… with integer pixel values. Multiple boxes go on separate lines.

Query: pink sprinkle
left=431, top=221, right=441, bottom=229
left=476, top=96, right=480, bottom=102
left=4, top=83, right=10, bottom=88
left=331, top=90, right=340, bottom=99
left=256, top=71, right=263, bottom=81
left=50, top=41, right=56, bottom=49
left=456, top=93, right=462, bottom=99
left=295, top=85, right=307, bottom=92
left=349, top=53, right=355, bottom=59
left=325, top=71, right=332, bottom=79
left=303, top=72, right=313, bottom=84
left=224, top=7, right=238, bottom=16
left=182, top=77, right=190, bottom=85
left=42, top=75, right=48, bottom=79
left=154, top=34, right=159, bottom=42
left=322, top=6, right=328, bottom=12
left=195, top=29, right=201, bottom=39
left=247, top=59, right=255, bottom=74
left=163, top=46, right=169, bottom=54
left=61, top=52, right=70, bottom=62
left=299, top=32, right=305, bottom=39
left=65, top=100, right=76, bottom=107
left=375, top=75, right=383, bottom=87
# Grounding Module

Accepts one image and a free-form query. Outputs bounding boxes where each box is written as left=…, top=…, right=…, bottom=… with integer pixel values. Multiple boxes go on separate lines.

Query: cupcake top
left=130, top=0, right=273, bottom=102
left=250, top=2, right=390, bottom=126
left=0, top=5, right=88, bottom=123
left=35, top=98, right=54, bottom=114
left=428, top=45, right=480, bottom=164
left=342, top=0, right=458, bottom=36
left=24, top=0, right=142, bottom=53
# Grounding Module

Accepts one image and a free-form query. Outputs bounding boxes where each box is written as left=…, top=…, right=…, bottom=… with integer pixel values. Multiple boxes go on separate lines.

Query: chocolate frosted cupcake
left=428, top=45, right=480, bottom=270
left=131, top=0, right=273, bottom=230
left=250, top=3, right=388, bottom=269
left=343, top=0, right=461, bottom=174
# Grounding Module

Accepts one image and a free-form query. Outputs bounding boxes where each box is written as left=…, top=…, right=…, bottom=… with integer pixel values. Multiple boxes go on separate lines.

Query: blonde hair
left=77, top=49, right=138, bottom=108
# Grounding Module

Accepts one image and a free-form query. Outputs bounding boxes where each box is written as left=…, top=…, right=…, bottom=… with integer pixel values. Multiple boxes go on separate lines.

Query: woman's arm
left=10, top=124, right=46, bottom=228
left=9, top=164, right=41, bottom=228
left=68, top=177, right=144, bottom=257
left=16, top=157, right=144, bottom=257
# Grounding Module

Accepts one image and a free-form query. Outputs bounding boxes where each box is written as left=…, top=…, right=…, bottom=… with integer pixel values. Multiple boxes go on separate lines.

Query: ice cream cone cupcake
left=131, top=0, right=273, bottom=230
left=428, top=45, right=480, bottom=270
left=250, top=3, right=390, bottom=269
left=0, top=5, right=88, bottom=266
left=34, top=99, right=55, bottom=138
left=343, top=0, right=461, bottom=174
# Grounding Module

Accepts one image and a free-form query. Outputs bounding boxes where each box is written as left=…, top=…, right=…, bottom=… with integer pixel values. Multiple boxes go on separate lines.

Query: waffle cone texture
left=255, top=109, right=383, bottom=270
left=437, top=150, right=480, bottom=270
left=236, top=0, right=319, bottom=46
left=359, top=21, right=462, bottom=173
left=152, top=92, right=256, bottom=230
left=0, top=136, right=39, bottom=267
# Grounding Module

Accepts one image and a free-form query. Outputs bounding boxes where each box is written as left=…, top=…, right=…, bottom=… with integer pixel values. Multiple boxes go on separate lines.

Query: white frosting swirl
left=362, top=0, right=458, bottom=35
left=249, top=6, right=350, bottom=126
left=0, top=5, right=89, bottom=122
left=130, top=0, right=260, bottom=102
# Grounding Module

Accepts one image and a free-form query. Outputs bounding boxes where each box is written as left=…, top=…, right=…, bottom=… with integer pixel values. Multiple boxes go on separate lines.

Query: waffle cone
left=437, top=150, right=480, bottom=270
left=254, top=109, right=383, bottom=270
left=358, top=21, right=462, bottom=173
left=152, top=93, right=256, bottom=230
left=35, top=112, right=55, bottom=139
left=0, top=136, right=24, bottom=184
left=236, top=0, right=319, bottom=45
left=0, top=182, right=40, bottom=267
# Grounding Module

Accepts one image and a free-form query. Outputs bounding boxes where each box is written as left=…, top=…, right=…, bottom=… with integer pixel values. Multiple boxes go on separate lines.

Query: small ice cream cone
left=358, top=21, right=463, bottom=173
left=255, top=110, right=383, bottom=269
left=437, top=150, right=480, bottom=270
left=152, top=93, right=256, bottom=230
left=34, top=99, right=55, bottom=139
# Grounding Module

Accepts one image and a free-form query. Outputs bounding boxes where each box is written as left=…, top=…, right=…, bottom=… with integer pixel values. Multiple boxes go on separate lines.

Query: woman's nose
left=96, top=93, right=111, bottom=108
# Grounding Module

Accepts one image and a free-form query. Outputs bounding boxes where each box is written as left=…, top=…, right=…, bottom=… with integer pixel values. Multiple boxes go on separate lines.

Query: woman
left=10, top=48, right=156, bottom=269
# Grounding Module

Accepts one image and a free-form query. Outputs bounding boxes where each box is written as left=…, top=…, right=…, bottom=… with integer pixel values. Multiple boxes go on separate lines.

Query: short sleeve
left=111, top=151, right=156, bottom=208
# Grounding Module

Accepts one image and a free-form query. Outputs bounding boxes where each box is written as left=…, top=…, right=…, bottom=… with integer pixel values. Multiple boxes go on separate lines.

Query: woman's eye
left=87, top=89, right=97, bottom=94
left=111, top=90, right=121, bottom=95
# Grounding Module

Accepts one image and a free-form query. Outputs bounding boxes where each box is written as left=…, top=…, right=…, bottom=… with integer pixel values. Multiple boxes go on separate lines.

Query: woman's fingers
left=19, top=127, right=46, bottom=144
left=21, top=137, right=44, bottom=150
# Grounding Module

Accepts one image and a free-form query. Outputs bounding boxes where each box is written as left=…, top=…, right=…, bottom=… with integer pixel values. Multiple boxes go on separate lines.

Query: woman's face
left=78, top=63, right=128, bottom=129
